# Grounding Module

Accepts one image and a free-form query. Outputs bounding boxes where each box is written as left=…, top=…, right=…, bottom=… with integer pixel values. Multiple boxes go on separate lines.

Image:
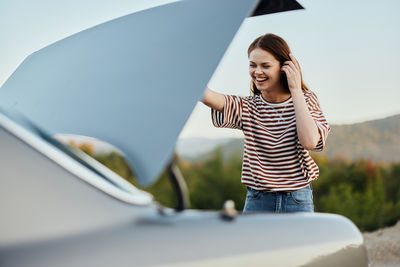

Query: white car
left=0, top=0, right=369, bottom=266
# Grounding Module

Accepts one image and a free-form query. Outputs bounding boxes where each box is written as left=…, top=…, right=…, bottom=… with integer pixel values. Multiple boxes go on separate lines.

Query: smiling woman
left=202, top=33, right=330, bottom=213
left=247, top=34, right=308, bottom=97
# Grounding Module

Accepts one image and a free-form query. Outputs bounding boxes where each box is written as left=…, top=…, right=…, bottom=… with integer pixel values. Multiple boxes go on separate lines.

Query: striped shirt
left=211, top=90, right=330, bottom=191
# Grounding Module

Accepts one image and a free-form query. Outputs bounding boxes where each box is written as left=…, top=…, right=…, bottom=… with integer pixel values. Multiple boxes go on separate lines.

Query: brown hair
left=248, top=33, right=308, bottom=95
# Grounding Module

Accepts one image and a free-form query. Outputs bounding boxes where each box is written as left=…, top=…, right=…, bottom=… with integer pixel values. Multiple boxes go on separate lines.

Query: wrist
left=290, top=88, right=303, bottom=95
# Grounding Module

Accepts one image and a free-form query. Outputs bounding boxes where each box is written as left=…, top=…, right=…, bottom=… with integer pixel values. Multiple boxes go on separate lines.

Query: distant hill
left=175, top=137, right=233, bottom=159
left=324, top=114, right=400, bottom=162
left=177, top=137, right=243, bottom=162
left=177, top=114, right=400, bottom=163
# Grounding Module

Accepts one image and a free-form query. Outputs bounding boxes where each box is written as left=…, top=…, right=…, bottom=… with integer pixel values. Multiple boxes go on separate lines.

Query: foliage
left=312, top=156, right=400, bottom=231
left=73, top=141, right=400, bottom=232
left=182, top=148, right=246, bottom=210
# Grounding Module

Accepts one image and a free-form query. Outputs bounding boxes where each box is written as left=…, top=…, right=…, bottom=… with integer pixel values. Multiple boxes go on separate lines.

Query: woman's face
left=249, top=48, right=282, bottom=92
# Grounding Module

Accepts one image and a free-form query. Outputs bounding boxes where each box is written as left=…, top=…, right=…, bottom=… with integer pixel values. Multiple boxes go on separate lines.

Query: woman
left=202, top=33, right=330, bottom=213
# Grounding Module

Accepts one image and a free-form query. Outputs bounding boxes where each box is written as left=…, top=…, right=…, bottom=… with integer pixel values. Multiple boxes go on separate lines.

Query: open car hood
left=0, top=0, right=303, bottom=186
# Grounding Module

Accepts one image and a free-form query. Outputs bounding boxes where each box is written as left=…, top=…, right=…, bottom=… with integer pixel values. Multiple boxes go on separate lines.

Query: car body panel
left=0, top=109, right=368, bottom=266
left=0, top=111, right=154, bottom=247
left=0, top=0, right=369, bottom=266
left=0, top=0, right=257, bottom=186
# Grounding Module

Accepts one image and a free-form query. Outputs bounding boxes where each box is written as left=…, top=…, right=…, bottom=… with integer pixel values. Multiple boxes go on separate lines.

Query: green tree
left=73, top=143, right=400, bottom=231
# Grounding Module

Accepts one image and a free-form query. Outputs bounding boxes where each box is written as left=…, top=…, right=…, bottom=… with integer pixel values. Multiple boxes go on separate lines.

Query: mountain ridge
left=177, top=114, right=400, bottom=162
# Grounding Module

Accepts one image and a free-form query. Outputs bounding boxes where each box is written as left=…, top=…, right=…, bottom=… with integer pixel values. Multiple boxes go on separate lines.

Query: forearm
left=202, top=87, right=225, bottom=112
left=291, top=90, right=320, bottom=150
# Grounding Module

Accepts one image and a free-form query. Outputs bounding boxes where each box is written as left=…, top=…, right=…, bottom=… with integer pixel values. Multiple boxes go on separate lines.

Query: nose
left=254, top=68, right=263, bottom=74
left=254, top=67, right=263, bottom=75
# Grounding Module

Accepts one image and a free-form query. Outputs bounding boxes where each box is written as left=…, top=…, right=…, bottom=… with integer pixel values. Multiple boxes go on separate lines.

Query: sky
left=1, top=0, right=400, bottom=139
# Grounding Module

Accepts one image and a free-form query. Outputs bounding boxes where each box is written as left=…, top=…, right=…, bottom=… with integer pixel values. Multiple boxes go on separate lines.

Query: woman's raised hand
left=281, top=54, right=302, bottom=93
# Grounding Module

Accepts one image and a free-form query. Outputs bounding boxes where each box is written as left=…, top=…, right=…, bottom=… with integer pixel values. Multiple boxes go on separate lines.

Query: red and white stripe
left=211, top=90, right=330, bottom=191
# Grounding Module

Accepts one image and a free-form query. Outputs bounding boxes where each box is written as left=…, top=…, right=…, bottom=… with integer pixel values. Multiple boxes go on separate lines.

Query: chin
left=256, top=85, right=271, bottom=92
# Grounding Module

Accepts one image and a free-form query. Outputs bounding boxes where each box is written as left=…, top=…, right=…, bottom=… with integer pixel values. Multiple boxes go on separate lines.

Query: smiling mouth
left=255, top=77, right=268, bottom=82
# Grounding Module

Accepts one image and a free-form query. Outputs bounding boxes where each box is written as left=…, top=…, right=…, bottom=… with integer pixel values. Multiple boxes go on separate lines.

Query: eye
left=262, top=65, right=270, bottom=69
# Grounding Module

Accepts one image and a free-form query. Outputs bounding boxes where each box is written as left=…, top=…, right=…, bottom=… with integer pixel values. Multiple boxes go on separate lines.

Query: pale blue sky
left=1, top=0, right=399, bottom=138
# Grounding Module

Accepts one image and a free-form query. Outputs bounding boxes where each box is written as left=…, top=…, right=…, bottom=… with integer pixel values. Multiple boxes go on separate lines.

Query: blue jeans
left=243, top=184, right=314, bottom=213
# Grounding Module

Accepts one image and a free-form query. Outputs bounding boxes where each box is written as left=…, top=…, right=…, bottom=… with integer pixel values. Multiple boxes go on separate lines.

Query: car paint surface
left=0, top=0, right=369, bottom=266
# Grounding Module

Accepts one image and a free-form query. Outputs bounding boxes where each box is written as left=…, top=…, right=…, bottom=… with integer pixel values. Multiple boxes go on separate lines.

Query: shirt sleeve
left=211, top=95, right=243, bottom=130
left=305, top=90, right=330, bottom=152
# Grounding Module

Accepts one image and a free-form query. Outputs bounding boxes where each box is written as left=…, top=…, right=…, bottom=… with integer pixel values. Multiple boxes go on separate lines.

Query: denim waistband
left=246, top=184, right=312, bottom=193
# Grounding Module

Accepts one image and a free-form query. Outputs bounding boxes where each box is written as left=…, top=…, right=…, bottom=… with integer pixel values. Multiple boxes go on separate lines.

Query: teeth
left=256, top=78, right=267, bottom=82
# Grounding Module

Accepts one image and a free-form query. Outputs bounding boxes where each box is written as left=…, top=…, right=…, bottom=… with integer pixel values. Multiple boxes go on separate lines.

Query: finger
left=281, top=66, right=294, bottom=76
left=282, top=64, right=294, bottom=74
left=289, top=53, right=300, bottom=70
left=281, top=66, right=288, bottom=76
left=283, top=61, right=297, bottom=72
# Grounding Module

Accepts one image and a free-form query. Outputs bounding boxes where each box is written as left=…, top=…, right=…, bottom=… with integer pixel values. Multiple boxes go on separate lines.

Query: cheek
left=270, top=68, right=281, bottom=79
left=248, top=68, right=255, bottom=76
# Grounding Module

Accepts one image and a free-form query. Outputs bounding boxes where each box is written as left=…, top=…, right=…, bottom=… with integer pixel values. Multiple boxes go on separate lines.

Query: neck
left=261, top=85, right=291, bottom=103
